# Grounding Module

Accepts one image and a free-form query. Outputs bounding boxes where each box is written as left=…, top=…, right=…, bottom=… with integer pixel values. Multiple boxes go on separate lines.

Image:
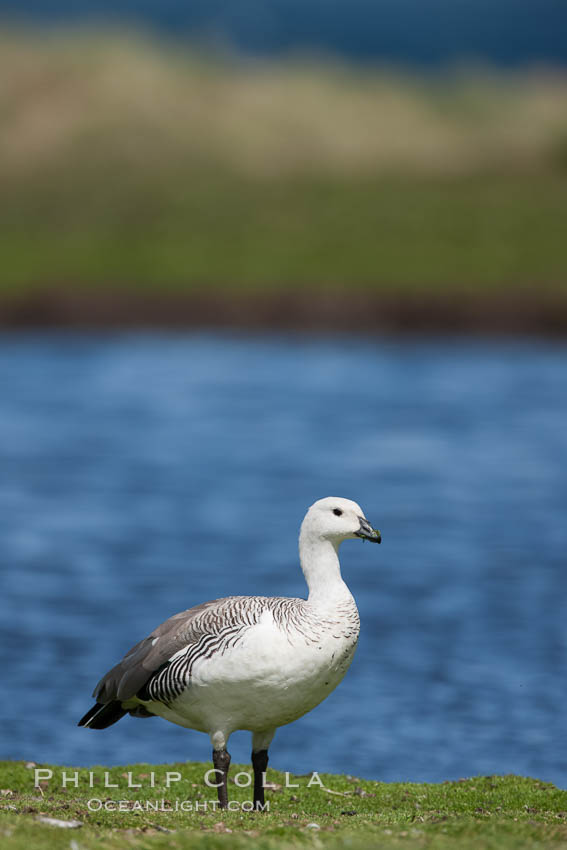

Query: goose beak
left=355, top=517, right=381, bottom=543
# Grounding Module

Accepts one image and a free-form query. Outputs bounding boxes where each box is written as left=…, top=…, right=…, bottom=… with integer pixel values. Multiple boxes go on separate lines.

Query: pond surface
left=1, top=333, right=566, bottom=786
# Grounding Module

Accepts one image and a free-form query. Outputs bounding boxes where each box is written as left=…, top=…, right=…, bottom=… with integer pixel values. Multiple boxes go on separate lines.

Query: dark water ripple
left=0, top=333, right=566, bottom=786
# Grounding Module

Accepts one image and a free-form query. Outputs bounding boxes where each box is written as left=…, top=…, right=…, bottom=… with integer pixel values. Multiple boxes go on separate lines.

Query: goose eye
left=333, top=508, right=343, bottom=517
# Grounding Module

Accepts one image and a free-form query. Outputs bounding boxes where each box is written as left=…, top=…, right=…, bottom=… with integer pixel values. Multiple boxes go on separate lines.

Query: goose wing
left=93, top=596, right=253, bottom=704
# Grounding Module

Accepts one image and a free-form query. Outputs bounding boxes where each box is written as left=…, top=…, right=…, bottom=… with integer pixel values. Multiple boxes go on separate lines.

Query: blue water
left=1, top=1, right=567, bottom=68
left=1, top=333, right=566, bottom=787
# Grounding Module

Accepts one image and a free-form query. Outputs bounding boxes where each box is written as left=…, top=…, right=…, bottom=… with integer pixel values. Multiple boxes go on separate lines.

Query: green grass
left=1, top=761, right=566, bottom=849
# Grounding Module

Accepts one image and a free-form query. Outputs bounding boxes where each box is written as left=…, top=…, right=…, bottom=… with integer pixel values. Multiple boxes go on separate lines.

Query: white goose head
left=300, top=496, right=381, bottom=547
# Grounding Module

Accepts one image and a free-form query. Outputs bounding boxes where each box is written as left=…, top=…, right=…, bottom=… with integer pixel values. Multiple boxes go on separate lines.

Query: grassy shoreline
left=2, top=174, right=567, bottom=294
left=1, top=760, right=566, bottom=849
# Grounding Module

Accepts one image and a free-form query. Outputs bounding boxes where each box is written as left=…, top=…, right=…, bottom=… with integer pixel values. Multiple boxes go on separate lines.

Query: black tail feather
left=78, top=701, right=127, bottom=729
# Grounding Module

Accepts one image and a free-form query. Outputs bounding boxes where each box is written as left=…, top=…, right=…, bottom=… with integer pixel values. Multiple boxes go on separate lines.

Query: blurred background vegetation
left=0, top=15, right=566, bottom=315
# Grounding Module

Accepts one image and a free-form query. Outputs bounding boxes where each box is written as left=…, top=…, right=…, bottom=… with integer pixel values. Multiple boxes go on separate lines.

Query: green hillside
left=1, top=32, right=567, bottom=295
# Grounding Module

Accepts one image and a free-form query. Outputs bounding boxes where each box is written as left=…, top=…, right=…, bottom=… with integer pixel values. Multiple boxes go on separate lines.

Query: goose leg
left=212, top=748, right=231, bottom=810
left=251, top=729, right=275, bottom=811
left=251, top=749, right=269, bottom=810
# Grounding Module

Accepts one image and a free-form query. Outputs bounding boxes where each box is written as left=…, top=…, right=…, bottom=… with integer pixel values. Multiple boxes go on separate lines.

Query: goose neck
left=299, top=533, right=350, bottom=605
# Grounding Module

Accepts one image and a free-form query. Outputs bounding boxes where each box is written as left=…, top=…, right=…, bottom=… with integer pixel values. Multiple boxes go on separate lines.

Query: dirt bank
left=0, top=288, right=566, bottom=337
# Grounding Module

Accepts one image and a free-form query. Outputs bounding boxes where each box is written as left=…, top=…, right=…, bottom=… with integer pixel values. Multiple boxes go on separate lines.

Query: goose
left=78, top=496, right=381, bottom=810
